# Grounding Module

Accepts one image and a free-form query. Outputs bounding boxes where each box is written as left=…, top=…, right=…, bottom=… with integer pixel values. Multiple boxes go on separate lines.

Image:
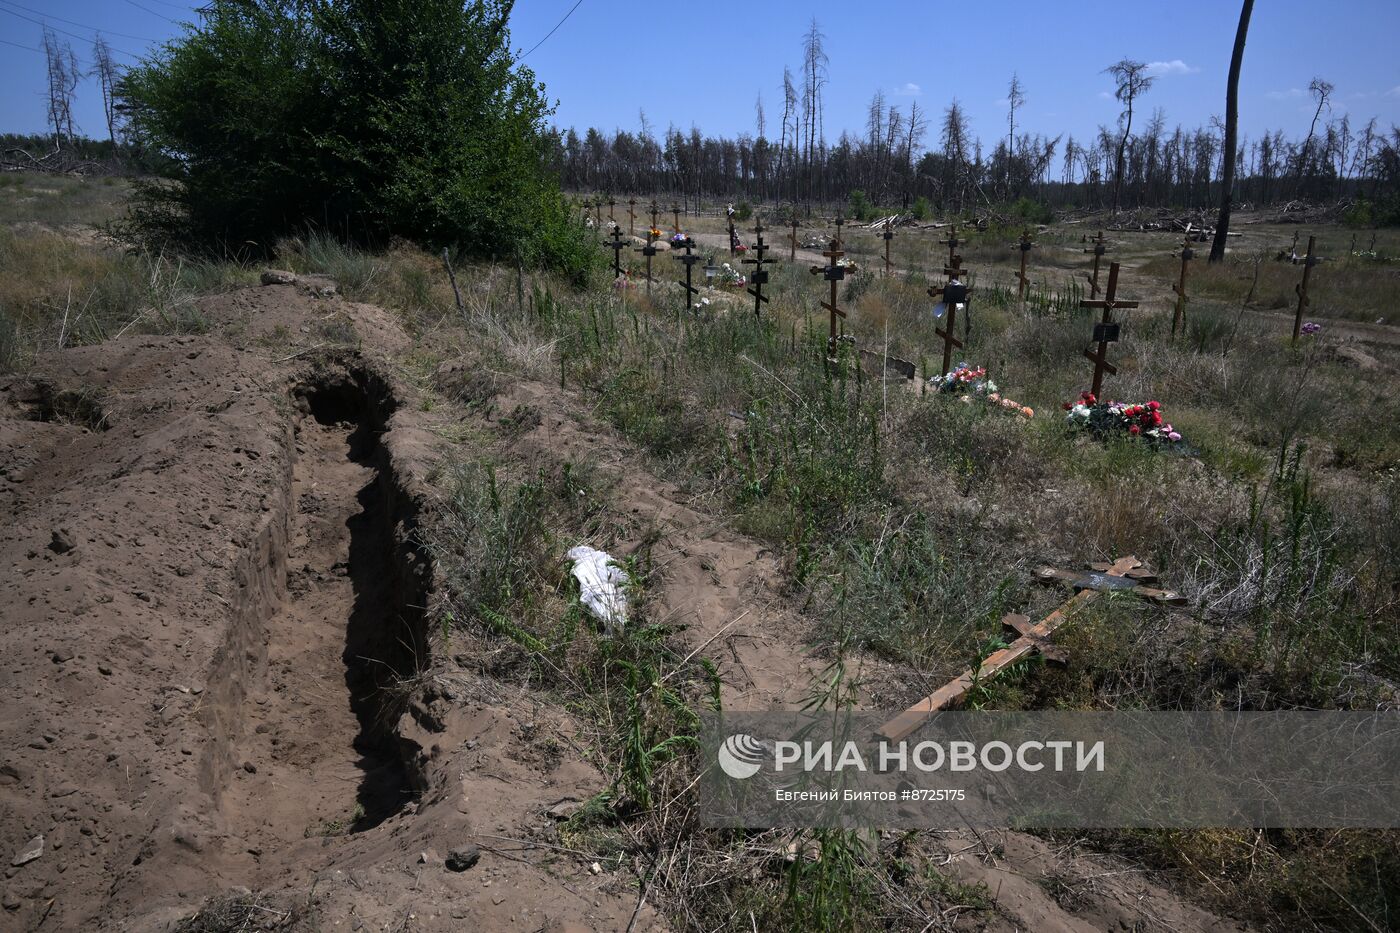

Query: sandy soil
left=1, top=273, right=1252, bottom=932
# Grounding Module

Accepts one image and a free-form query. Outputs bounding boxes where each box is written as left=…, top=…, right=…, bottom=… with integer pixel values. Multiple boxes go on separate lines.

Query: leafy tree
left=119, top=0, right=592, bottom=279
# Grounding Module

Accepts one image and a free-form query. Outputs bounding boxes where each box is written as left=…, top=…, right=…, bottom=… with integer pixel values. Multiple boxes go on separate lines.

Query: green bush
left=911, top=195, right=931, bottom=220
left=734, top=201, right=753, bottom=221
left=1009, top=196, right=1054, bottom=225
left=847, top=189, right=875, bottom=222
left=118, top=0, right=595, bottom=282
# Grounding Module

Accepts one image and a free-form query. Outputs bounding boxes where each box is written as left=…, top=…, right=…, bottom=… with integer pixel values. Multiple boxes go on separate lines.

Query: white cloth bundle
left=566, top=545, right=629, bottom=636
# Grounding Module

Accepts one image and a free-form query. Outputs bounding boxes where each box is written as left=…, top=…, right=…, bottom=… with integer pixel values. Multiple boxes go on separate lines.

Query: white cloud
left=1386, top=86, right=1400, bottom=98
left=1266, top=88, right=1305, bottom=100
left=894, top=82, right=922, bottom=97
left=1097, top=90, right=1114, bottom=100
left=1145, top=59, right=1199, bottom=77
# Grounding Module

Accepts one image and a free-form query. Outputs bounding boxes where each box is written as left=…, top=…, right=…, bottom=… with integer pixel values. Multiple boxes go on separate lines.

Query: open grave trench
left=208, top=362, right=434, bottom=856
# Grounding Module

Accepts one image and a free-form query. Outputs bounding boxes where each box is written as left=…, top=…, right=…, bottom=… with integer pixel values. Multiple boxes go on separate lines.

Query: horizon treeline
left=543, top=22, right=1400, bottom=219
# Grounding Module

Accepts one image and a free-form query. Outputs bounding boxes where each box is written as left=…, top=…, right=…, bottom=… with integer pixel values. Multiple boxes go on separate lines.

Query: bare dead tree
left=1293, top=76, right=1334, bottom=196
left=92, top=34, right=121, bottom=147
left=800, top=19, right=827, bottom=207
left=1211, top=0, right=1254, bottom=262
left=1006, top=72, right=1025, bottom=192
left=1105, top=59, right=1155, bottom=214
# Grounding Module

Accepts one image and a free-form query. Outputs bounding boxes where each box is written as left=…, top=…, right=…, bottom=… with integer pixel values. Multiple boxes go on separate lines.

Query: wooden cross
left=1292, top=235, right=1317, bottom=345
left=927, top=253, right=971, bottom=376
left=1079, top=261, right=1138, bottom=398
left=742, top=219, right=773, bottom=318
left=809, top=215, right=849, bottom=360
left=938, top=225, right=961, bottom=269
left=727, top=210, right=738, bottom=257
left=675, top=235, right=701, bottom=308
left=1016, top=230, right=1035, bottom=300
left=877, top=555, right=1177, bottom=742
left=882, top=221, right=894, bottom=277
left=671, top=205, right=681, bottom=237
left=608, top=224, right=628, bottom=279
left=607, top=197, right=616, bottom=224
left=1171, top=233, right=1195, bottom=337
left=633, top=201, right=662, bottom=293
left=627, top=198, right=637, bottom=237
left=1083, top=230, right=1112, bottom=297
left=790, top=212, right=799, bottom=262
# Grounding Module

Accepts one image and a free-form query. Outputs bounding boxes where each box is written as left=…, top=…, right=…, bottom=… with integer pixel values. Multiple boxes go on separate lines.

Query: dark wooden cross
left=608, top=224, right=627, bottom=279
left=938, top=225, right=961, bottom=269
left=633, top=201, right=662, bottom=293
left=1016, top=229, right=1035, bottom=300
left=1292, top=235, right=1317, bottom=345
left=742, top=219, right=773, bottom=318
left=790, top=213, right=799, bottom=262
left=671, top=205, right=681, bottom=237
left=727, top=210, right=738, bottom=257
left=882, top=221, right=894, bottom=276
left=927, top=253, right=971, bottom=376
left=1171, top=233, right=1195, bottom=337
left=1079, top=261, right=1138, bottom=398
left=607, top=197, right=616, bottom=224
left=809, top=215, right=849, bottom=360
left=675, top=236, right=701, bottom=308
left=1083, top=230, right=1112, bottom=297
left=627, top=198, right=637, bottom=237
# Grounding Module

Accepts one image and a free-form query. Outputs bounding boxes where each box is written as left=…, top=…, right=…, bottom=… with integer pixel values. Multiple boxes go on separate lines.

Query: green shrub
left=847, top=189, right=875, bottom=222
left=734, top=201, right=753, bottom=221
left=119, top=0, right=595, bottom=282
left=911, top=195, right=931, bottom=220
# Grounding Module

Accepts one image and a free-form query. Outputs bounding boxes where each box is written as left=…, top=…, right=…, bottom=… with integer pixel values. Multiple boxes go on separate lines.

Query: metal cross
left=1083, top=230, right=1112, bottom=298
left=882, top=221, right=894, bottom=277
left=742, top=219, right=773, bottom=318
left=627, top=198, right=637, bottom=237
left=928, top=253, right=971, bottom=376
left=1171, top=233, right=1195, bottom=337
left=675, top=235, right=701, bottom=309
left=809, top=215, right=850, bottom=360
left=1016, top=230, right=1035, bottom=300
left=1079, top=261, right=1138, bottom=398
left=608, top=224, right=627, bottom=279
left=1292, top=235, right=1318, bottom=345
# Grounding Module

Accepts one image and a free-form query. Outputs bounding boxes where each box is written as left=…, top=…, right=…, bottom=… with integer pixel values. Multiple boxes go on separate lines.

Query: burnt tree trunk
left=1211, top=0, right=1255, bottom=262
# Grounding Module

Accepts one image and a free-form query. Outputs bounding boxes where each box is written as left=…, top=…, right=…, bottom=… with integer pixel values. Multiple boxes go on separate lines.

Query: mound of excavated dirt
left=1, top=277, right=1248, bottom=933
left=0, top=285, right=654, bottom=931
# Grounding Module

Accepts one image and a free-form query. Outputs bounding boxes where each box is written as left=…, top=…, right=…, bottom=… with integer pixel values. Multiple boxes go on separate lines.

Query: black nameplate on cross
left=1079, top=261, right=1138, bottom=397
left=928, top=253, right=971, bottom=376
left=809, top=215, right=850, bottom=360
left=742, top=220, right=773, bottom=318
left=1083, top=230, right=1112, bottom=298
left=608, top=224, right=627, bottom=279
left=675, top=236, right=701, bottom=308
left=633, top=200, right=662, bottom=293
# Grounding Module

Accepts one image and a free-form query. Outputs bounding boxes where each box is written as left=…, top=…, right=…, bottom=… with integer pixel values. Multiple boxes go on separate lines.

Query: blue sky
left=3, top=1, right=1398, bottom=152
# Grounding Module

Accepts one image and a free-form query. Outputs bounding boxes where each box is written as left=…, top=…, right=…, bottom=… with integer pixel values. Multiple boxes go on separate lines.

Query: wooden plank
left=876, top=556, right=1140, bottom=742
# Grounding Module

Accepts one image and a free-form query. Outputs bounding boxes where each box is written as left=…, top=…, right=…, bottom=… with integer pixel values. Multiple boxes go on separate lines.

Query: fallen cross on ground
left=877, top=555, right=1178, bottom=742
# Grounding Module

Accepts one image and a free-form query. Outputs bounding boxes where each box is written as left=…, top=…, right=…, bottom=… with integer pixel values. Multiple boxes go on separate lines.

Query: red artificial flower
left=1129, top=425, right=1141, bottom=435
left=1062, top=402, right=1072, bottom=410
left=1148, top=400, right=1161, bottom=410
left=1153, top=412, right=1163, bottom=426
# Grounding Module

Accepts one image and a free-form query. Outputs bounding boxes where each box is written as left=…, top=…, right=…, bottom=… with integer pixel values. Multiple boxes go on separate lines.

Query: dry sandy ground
left=1, top=276, right=1251, bottom=931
